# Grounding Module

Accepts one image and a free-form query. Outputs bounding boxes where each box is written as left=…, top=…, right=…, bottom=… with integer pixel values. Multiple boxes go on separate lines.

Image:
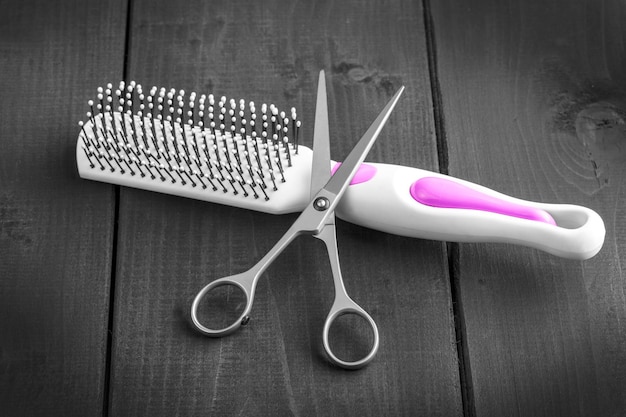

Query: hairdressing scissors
left=191, top=70, right=404, bottom=369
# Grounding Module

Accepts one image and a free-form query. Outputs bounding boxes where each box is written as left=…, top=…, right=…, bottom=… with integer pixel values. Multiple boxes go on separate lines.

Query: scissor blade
left=323, top=86, right=404, bottom=202
left=310, top=70, right=331, bottom=200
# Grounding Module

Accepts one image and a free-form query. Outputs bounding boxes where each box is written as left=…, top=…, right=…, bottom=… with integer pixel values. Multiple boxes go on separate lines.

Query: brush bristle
left=76, top=81, right=313, bottom=214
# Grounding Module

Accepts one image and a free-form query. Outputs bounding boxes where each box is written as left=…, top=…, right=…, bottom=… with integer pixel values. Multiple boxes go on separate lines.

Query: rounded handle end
left=191, top=277, right=254, bottom=337
left=322, top=305, right=380, bottom=370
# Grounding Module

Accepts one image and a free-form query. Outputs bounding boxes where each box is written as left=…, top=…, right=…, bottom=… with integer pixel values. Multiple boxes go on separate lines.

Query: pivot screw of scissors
left=241, top=316, right=250, bottom=326
left=313, top=197, right=330, bottom=211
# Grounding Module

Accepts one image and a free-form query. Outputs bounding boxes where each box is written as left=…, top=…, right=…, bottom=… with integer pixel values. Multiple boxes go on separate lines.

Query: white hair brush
left=76, top=81, right=605, bottom=260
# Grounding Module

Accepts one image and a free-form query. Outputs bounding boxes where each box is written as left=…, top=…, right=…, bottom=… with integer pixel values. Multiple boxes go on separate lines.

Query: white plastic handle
left=334, top=163, right=605, bottom=260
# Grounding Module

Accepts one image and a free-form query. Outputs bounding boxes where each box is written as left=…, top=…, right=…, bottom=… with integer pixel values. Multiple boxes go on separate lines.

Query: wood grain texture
left=431, top=0, right=626, bottom=416
left=108, top=0, right=462, bottom=415
left=0, top=0, right=127, bottom=415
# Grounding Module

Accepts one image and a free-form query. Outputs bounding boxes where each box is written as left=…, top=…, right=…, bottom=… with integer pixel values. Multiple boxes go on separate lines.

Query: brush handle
left=335, top=162, right=605, bottom=260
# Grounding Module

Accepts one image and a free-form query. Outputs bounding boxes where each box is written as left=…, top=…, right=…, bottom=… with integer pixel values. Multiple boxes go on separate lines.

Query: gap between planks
left=103, top=0, right=134, bottom=416
left=422, top=0, right=476, bottom=416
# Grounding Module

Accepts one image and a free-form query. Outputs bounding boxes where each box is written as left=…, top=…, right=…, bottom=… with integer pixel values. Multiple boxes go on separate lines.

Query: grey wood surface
left=0, top=0, right=624, bottom=416
left=431, top=0, right=626, bottom=416
left=0, top=0, right=126, bottom=415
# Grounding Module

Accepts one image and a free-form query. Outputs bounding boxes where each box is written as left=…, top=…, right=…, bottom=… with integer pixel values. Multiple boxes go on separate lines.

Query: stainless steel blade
left=310, top=69, right=331, bottom=200
left=323, top=86, right=405, bottom=205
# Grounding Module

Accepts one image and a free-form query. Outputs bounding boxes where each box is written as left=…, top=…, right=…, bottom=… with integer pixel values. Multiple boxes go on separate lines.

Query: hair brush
left=76, top=81, right=605, bottom=260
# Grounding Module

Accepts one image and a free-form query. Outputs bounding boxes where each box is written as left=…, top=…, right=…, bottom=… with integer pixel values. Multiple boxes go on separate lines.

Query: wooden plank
left=108, top=0, right=462, bottom=415
left=430, top=0, right=626, bottom=416
left=0, top=0, right=127, bottom=415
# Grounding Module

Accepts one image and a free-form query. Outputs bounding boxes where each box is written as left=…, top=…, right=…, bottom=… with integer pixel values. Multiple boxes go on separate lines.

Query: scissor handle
left=192, top=219, right=306, bottom=337
left=191, top=272, right=256, bottom=337
left=322, top=295, right=380, bottom=370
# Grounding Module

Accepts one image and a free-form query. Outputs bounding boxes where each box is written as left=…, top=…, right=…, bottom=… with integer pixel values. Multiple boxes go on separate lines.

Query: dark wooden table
left=2, top=0, right=625, bottom=416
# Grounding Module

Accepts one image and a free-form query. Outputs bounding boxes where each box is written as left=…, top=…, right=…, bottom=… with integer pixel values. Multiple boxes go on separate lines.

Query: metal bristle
left=78, top=81, right=301, bottom=201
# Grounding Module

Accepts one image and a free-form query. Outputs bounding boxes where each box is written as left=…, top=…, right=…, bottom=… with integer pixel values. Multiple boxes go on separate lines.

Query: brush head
left=76, top=81, right=312, bottom=214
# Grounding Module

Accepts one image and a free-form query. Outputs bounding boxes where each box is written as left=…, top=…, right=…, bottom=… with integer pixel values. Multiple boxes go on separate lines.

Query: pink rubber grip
left=410, top=177, right=557, bottom=225
left=332, top=162, right=377, bottom=185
